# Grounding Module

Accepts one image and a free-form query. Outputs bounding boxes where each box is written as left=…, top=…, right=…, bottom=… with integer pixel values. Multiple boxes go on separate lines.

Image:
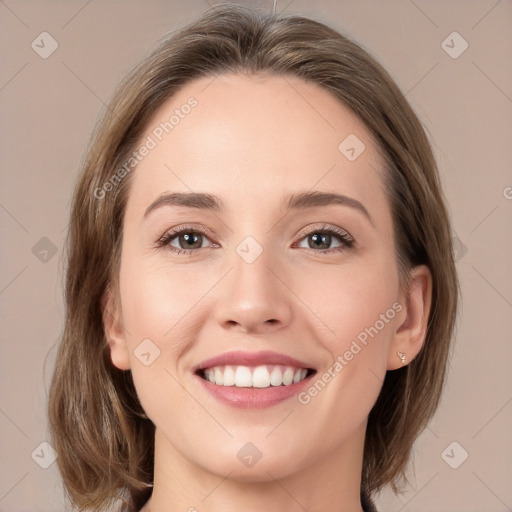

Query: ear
left=101, top=285, right=131, bottom=371
left=387, top=265, right=432, bottom=370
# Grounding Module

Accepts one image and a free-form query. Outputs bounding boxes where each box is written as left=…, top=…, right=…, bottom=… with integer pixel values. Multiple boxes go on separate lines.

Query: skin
left=103, top=73, right=432, bottom=512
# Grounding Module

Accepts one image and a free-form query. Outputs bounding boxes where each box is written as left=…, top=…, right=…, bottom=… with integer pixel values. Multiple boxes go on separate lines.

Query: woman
left=48, top=3, right=459, bottom=511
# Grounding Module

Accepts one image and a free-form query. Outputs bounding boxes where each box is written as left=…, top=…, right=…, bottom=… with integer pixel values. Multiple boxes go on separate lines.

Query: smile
left=193, top=350, right=317, bottom=408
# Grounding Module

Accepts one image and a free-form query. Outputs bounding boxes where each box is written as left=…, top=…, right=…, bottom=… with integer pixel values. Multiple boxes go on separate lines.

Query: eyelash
left=154, top=224, right=355, bottom=256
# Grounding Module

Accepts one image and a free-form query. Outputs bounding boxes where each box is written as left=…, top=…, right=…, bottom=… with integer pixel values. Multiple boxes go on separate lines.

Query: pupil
left=182, top=233, right=200, bottom=248
left=311, top=233, right=330, bottom=249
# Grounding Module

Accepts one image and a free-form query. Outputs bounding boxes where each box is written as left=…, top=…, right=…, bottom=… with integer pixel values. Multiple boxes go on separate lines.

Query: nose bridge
left=235, top=235, right=277, bottom=292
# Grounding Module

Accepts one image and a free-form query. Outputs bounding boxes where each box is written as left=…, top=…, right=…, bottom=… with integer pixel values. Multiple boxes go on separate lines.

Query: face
left=106, top=73, right=417, bottom=482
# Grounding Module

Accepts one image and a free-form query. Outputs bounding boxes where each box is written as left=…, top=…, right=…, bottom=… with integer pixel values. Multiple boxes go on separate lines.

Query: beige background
left=1, top=0, right=511, bottom=510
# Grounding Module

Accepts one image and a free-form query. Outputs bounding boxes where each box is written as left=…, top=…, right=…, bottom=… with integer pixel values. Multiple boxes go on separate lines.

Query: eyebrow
left=143, top=190, right=375, bottom=227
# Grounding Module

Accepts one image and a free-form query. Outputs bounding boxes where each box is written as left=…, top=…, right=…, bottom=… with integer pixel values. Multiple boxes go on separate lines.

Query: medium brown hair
left=48, top=3, right=459, bottom=511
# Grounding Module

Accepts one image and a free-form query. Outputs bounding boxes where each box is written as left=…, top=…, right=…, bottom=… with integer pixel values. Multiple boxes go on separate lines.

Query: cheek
left=119, top=273, right=190, bottom=427
left=297, top=254, right=399, bottom=411
left=299, top=257, right=399, bottom=347
left=295, top=271, right=398, bottom=429
left=118, top=255, right=212, bottom=407
left=120, top=256, right=203, bottom=340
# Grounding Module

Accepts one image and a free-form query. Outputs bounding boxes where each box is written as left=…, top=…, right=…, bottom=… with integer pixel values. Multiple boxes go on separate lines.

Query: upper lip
left=193, top=350, right=316, bottom=372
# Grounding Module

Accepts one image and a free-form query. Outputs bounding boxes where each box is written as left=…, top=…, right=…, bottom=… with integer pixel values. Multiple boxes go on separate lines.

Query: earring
left=397, top=351, right=406, bottom=365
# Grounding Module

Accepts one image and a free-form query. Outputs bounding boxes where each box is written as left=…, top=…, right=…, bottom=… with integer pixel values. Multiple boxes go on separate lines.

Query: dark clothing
left=361, top=489, right=379, bottom=512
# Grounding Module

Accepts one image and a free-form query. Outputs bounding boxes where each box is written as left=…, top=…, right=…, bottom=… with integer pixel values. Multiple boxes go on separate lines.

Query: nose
left=213, top=245, right=293, bottom=334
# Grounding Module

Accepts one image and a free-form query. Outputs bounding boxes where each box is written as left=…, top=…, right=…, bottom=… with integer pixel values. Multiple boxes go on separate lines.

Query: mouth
left=192, top=350, right=317, bottom=408
left=196, top=364, right=316, bottom=388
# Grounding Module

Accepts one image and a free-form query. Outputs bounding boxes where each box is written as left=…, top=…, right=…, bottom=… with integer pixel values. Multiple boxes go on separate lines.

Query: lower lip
left=195, top=372, right=314, bottom=409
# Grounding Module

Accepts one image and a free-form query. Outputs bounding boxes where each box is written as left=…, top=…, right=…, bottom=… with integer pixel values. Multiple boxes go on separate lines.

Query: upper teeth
left=202, top=365, right=309, bottom=388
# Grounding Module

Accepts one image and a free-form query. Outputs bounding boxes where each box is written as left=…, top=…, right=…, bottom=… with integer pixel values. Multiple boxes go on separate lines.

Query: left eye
left=295, top=228, right=353, bottom=251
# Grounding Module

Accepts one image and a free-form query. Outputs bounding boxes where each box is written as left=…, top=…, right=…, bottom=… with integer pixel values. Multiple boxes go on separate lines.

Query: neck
left=141, top=426, right=366, bottom=512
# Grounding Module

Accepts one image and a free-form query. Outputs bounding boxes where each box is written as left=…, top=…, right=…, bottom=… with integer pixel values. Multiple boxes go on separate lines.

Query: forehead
left=125, top=72, right=388, bottom=221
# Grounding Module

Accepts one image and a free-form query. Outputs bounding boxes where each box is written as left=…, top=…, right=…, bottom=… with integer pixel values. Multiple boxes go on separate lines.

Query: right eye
left=154, top=225, right=217, bottom=255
